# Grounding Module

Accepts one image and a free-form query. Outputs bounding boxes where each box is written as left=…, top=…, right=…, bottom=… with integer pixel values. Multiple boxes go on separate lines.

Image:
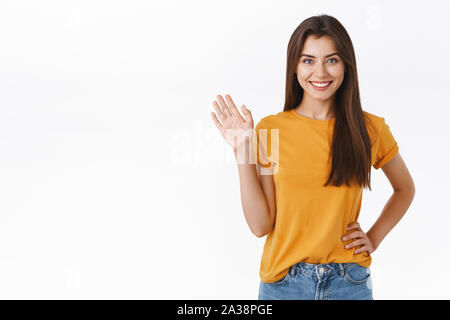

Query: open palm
left=210, top=94, right=254, bottom=153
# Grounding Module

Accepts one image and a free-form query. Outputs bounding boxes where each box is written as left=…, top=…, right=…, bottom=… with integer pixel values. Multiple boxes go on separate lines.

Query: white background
left=0, top=0, right=448, bottom=299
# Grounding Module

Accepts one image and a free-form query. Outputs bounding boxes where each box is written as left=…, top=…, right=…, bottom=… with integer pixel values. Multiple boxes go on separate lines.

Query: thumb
left=241, top=105, right=253, bottom=122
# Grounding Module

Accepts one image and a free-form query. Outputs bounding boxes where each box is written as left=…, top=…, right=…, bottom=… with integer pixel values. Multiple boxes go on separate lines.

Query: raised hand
left=210, top=94, right=254, bottom=153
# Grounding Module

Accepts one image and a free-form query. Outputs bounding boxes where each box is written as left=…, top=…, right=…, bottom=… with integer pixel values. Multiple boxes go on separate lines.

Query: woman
left=210, top=14, right=415, bottom=300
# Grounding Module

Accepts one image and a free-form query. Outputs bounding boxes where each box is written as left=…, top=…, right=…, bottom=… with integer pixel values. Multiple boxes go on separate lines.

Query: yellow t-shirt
left=252, top=108, right=399, bottom=283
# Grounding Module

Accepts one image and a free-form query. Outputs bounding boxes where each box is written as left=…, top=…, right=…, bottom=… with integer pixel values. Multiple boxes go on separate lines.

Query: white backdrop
left=0, top=0, right=448, bottom=299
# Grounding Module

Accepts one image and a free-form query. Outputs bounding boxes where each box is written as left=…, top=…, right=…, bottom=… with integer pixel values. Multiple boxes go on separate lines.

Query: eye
left=302, top=58, right=338, bottom=64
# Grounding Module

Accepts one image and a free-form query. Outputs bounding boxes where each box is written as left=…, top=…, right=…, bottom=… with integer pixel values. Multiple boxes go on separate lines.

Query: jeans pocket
left=344, top=263, right=371, bottom=285
left=270, top=267, right=293, bottom=285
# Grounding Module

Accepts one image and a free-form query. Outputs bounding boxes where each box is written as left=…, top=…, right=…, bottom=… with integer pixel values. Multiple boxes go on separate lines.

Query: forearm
left=234, top=144, right=272, bottom=237
left=367, top=188, right=415, bottom=250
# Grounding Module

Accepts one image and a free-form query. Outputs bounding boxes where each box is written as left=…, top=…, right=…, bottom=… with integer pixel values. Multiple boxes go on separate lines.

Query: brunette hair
left=283, top=14, right=376, bottom=190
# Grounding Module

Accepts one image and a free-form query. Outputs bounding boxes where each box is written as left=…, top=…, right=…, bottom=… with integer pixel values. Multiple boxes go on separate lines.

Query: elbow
left=253, top=224, right=272, bottom=238
left=407, top=179, right=416, bottom=199
left=394, top=183, right=415, bottom=200
left=252, top=222, right=274, bottom=238
left=252, top=209, right=275, bottom=238
left=253, top=229, right=268, bottom=238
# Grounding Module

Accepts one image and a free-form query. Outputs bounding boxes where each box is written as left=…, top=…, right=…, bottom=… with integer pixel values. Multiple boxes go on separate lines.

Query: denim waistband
left=289, top=261, right=352, bottom=278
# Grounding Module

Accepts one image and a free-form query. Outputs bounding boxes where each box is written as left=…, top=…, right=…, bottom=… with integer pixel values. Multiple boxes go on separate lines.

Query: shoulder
left=255, top=110, right=291, bottom=129
left=362, top=109, right=388, bottom=142
left=363, top=109, right=385, bottom=125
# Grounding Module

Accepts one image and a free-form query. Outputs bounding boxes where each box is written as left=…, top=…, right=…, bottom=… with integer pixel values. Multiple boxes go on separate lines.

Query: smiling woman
left=210, top=13, right=415, bottom=301
left=299, top=50, right=342, bottom=92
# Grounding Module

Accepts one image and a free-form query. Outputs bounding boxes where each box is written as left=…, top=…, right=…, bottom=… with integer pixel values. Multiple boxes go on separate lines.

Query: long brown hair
left=283, top=14, right=376, bottom=190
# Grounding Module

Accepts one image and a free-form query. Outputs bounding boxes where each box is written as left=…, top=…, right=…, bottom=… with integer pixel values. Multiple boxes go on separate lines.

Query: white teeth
left=311, top=81, right=331, bottom=87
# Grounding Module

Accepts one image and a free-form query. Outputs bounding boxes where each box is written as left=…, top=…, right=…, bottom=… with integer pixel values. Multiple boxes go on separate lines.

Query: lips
left=309, top=81, right=333, bottom=89
left=309, top=81, right=333, bottom=84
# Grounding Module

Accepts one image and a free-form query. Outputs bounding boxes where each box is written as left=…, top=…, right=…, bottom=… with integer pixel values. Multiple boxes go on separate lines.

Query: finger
left=216, top=94, right=232, bottom=117
left=211, top=112, right=223, bottom=131
left=354, top=245, right=369, bottom=255
left=342, top=231, right=356, bottom=241
left=346, top=222, right=360, bottom=231
left=344, top=239, right=366, bottom=249
left=342, top=231, right=364, bottom=241
left=212, top=101, right=226, bottom=121
left=241, top=105, right=254, bottom=125
left=224, top=94, right=245, bottom=121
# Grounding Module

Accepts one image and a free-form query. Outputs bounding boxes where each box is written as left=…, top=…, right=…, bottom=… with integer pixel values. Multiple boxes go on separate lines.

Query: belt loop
left=290, top=265, right=296, bottom=277
left=338, top=263, right=345, bottom=277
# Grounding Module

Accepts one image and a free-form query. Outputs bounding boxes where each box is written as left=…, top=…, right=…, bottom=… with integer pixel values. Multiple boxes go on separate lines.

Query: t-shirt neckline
left=289, top=108, right=336, bottom=127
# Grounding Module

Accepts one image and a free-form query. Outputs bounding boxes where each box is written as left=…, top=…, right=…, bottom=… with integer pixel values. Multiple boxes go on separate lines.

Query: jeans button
left=319, top=267, right=324, bottom=274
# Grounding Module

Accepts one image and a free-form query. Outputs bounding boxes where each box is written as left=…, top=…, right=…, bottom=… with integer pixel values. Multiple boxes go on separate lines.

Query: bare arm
left=234, top=143, right=276, bottom=237
left=367, top=152, right=415, bottom=249
left=256, top=166, right=277, bottom=236
left=210, top=94, right=275, bottom=237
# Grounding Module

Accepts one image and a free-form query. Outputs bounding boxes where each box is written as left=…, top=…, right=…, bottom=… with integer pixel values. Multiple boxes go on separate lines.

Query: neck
left=295, top=96, right=335, bottom=120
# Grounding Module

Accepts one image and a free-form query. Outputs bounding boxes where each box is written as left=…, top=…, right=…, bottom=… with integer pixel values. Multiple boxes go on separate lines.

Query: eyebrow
left=300, top=52, right=339, bottom=58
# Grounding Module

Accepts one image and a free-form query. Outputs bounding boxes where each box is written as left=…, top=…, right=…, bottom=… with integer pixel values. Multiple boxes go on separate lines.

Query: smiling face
left=296, top=35, right=345, bottom=102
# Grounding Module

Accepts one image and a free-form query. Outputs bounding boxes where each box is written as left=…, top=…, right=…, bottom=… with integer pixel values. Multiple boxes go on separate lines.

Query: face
left=296, top=35, right=345, bottom=101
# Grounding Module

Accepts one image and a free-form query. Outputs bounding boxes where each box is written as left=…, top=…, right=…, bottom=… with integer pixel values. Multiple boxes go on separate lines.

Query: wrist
left=367, top=230, right=381, bottom=250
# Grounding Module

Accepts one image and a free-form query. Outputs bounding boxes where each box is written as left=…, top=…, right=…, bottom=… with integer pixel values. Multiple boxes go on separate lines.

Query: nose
left=314, top=61, right=328, bottom=78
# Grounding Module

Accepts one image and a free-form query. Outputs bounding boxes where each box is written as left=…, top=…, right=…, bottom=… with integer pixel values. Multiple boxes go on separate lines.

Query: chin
left=309, top=92, right=335, bottom=100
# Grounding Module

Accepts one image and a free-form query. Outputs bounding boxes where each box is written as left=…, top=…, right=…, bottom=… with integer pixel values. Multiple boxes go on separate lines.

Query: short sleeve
left=373, top=118, right=399, bottom=169
left=252, top=119, right=276, bottom=174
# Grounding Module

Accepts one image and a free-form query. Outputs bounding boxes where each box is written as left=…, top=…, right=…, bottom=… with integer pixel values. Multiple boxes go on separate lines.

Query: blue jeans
left=258, top=262, right=373, bottom=300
